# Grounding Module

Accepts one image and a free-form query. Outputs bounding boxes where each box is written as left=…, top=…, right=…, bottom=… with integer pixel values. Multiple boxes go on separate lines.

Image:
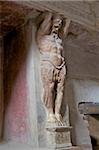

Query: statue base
left=46, top=147, right=81, bottom=150
left=46, top=125, right=72, bottom=149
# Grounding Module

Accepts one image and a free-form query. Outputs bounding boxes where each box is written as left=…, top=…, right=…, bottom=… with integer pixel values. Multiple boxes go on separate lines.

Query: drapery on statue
left=36, top=12, right=70, bottom=126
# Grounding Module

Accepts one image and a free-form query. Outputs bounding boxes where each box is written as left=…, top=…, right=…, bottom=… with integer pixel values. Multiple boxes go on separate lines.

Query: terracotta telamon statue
left=36, top=12, right=70, bottom=125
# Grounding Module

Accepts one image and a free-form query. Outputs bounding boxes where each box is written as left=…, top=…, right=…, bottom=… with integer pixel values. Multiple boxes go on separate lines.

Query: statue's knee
left=49, top=83, right=54, bottom=91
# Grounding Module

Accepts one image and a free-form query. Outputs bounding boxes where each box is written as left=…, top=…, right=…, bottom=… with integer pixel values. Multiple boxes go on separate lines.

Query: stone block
left=46, top=125, right=72, bottom=149
left=59, top=146, right=81, bottom=150
left=94, top=146, right=99, bottom=150
left=46, top=146, right=81, bottom=150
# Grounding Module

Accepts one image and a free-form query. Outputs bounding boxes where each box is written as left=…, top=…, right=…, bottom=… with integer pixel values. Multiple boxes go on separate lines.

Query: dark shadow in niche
left=91, top=115, right=99, bottom=121
left=3, top=20, right=32, bottom=138
left=4, top=28, right=26, bottom=109
left=91, top=136, right=97, bottom=150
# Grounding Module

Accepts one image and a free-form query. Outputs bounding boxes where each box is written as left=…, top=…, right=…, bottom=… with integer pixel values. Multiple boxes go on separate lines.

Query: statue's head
left=52, top=14, right=63, bottom=32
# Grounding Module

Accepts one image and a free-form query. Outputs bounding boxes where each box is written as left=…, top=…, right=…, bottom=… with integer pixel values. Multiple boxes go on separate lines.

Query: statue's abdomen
left=39, top=36, right=64, bottom=66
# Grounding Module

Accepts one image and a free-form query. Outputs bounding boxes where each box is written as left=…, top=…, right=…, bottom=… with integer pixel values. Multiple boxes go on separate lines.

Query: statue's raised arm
left=60, top=18, right=71, bottom=39
left=36, top=12, right=52, bottom=47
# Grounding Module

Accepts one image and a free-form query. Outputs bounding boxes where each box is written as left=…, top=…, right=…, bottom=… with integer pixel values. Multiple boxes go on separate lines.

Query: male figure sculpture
left=36, top=12, right=70, bottom=125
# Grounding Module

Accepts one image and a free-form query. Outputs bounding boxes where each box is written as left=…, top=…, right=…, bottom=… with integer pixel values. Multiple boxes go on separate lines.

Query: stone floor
left=0, top=142, right=47, bottom=150
left=0, top=142, right=81, bottom=150
left=0, top=142, right=32, bottom=150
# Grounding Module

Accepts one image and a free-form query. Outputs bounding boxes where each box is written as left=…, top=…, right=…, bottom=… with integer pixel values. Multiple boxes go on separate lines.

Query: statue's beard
left=51, top=27, right=59, bottom=34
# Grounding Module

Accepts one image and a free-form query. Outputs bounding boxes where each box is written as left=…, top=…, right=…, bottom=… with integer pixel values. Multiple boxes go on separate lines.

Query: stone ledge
left=94, top=146, right=99, bottom=150
left=0, top=142, right=81, bottom=150
left=55, top=146, right=81, bottom=150
left=46, top=125, right=72, bottom=132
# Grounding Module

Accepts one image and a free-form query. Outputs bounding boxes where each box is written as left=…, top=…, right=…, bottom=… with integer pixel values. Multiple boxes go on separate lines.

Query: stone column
left=0, top=38, right=3, bottom=141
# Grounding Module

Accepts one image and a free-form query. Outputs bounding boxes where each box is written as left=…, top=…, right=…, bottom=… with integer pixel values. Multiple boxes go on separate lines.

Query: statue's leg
left=55, top=66, right=66, bottom=125
left=41, top=63, right=56, bottom=123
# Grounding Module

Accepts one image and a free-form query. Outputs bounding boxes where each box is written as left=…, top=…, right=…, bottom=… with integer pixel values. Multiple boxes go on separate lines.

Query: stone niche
left=1, top=1, right=99, bottom=150
left=2, top=17, right=80, bottom=150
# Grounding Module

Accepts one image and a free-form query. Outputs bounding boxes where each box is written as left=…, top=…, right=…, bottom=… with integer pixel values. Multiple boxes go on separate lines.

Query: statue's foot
left=55, top=113, right=65, bottom=126
left=47, top=113, right=57, bottom=123
left=47, top=113, right=66, bottom=126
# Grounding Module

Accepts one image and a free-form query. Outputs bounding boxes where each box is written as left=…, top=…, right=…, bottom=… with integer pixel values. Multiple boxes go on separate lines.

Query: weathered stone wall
left=64, top=29, right=99, bottom=149
left=65, top=30, right=99, bottom=80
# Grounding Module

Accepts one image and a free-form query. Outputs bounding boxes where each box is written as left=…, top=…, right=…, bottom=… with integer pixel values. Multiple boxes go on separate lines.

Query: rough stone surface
left=0, top=1, right=39, bottom=37
left=65, top=29, right=99, bottom=80
left=16, top=1, right=99, bottom=31
left=46, top=126, right=72, bottom=149
left=1, top=1, right=99, bottom=38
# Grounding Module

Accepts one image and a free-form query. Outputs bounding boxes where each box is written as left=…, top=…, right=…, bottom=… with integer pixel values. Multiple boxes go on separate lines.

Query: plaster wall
left=64, top=31, right=99, bottom=149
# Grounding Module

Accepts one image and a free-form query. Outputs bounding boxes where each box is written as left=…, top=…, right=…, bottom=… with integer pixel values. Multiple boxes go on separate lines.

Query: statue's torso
left=39, top=34, right=64, bottom=67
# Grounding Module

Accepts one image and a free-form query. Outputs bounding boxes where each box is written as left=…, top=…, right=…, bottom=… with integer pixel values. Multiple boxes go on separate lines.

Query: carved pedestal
left=45, top=105, right=81, bottom=150
left=46, top=125, right=72, bottom=149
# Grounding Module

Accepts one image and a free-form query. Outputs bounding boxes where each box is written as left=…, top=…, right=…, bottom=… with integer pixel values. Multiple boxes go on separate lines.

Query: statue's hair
left=53, top=13, right=64, bottom=21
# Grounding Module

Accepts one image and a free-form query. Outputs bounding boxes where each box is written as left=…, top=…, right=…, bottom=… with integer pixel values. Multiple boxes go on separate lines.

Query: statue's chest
left=43, top=34, right=62, bottom=43
left=49, top=34, right=63, bottom=50
left=51, top=34, right=62, bottom=45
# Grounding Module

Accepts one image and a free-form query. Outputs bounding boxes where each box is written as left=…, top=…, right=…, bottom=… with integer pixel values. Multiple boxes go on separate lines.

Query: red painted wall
left=4, top=27, right=29, bottom=141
